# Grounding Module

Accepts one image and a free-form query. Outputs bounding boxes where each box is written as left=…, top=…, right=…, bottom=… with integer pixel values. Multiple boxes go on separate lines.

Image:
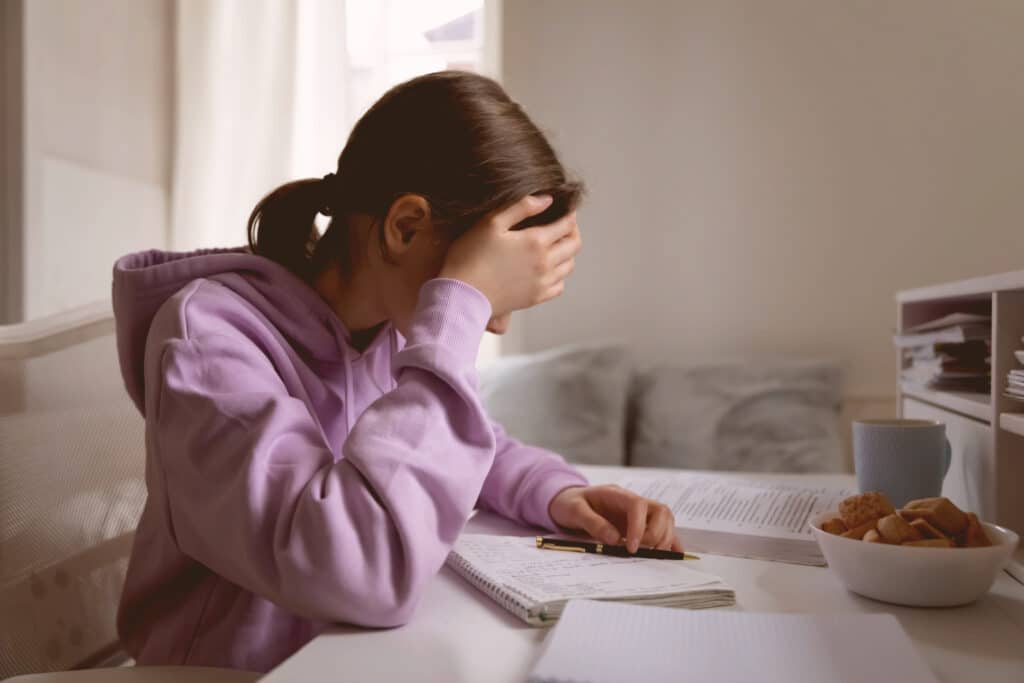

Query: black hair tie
left=319, top=172, right=338, bottom=216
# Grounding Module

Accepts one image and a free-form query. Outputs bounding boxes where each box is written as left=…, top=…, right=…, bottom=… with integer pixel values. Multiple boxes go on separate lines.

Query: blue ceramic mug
left=852, top=419, right=952, bottom=508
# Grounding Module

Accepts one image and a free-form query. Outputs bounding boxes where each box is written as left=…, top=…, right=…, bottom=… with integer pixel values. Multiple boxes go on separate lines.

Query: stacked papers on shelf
left=1006, top=338, right=1024, bottom=403
left=896, top=313, right=990, bottom=393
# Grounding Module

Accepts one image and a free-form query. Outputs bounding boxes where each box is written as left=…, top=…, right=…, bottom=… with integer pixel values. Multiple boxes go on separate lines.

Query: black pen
left=536, top=536, right=699, bottom=560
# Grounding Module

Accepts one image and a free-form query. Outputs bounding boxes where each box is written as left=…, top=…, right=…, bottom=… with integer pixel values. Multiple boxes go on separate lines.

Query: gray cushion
left=479, top=344, right=632, bottom=466
left=629, top=360, right=843, bottom=473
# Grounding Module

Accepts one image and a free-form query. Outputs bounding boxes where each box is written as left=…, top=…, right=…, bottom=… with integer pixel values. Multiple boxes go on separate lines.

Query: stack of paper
left=1006, top=337, right=1024, bottom=403
left=894, top=313, right=991, bottom=393
left=622, top=473, right=852, bottom=565
left=447, top=535, right=734, bottom=626
left=529, top=600, right=939, bottom=683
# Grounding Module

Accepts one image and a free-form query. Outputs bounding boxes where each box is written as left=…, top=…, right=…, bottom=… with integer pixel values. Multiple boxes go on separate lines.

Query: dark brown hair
left=247, top=70, right=583, bottom=281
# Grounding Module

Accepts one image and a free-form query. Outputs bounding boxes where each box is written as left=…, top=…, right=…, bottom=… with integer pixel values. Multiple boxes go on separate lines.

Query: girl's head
left=247, top=70, right=582, bottom=336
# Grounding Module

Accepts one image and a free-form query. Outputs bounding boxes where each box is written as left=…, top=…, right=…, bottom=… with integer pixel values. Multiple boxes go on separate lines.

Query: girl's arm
left=477, top=433, right=684, bottom=552
left=476, top=422, right=588, bottom=529
left=153, top=279, right=493, bottom=627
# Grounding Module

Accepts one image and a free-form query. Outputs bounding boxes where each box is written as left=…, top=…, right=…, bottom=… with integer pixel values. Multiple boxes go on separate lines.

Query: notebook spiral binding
left=446, top=551, right=545, bottom=625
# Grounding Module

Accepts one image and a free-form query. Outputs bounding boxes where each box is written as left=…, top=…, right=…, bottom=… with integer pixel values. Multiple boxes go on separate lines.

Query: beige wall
left=21, top=0, right=173, bottom=320
left=502, top=0, right=1024, bottom=404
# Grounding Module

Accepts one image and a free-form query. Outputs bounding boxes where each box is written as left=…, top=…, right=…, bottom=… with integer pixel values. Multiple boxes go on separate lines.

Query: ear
left=381, top=194, right=433, bottom=259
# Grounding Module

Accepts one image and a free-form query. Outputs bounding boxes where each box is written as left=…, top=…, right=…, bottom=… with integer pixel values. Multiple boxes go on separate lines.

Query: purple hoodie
left=111, top=249, right=587, bottom=672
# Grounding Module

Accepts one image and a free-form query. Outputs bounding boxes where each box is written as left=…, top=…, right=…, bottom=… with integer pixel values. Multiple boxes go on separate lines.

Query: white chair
left=0, top=302, right=258, bottom=682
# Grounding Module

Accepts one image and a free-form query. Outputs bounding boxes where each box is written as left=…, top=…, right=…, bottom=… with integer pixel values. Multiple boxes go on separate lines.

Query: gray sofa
left=479, top=344, right=844, bottom=473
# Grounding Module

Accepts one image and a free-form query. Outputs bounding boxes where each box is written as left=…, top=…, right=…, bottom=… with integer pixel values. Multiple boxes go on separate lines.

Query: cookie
left=820, top=514, right=848, bottom=536
left=825, top=495, right=991, bottom=551
left=902, top=497, right=968, bottom=536
left=841, top=521, right=878, bottom=540
left=838, top=492, right=895, bottom=530
left=902, top=538, right=953, bottom=548
left=877, top=513, right=923, bottom=544
left=962, top=512, right=992, bottom=548
left=907, top=517, right=947, bottom=541
left=863, top=529, right=884, bottom=543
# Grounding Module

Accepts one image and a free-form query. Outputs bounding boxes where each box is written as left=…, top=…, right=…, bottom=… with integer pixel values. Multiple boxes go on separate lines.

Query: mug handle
left=941, top=438, right=952, bottom=478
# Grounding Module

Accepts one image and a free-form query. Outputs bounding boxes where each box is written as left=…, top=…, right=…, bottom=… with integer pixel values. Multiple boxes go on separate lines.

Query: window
left=345, top=0, right=503, bottom=365
left=346, top=0, right=486, bottom=127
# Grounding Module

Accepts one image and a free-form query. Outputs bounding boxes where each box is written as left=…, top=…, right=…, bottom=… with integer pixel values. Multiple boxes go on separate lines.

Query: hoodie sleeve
left=476, top=422, right=589, bottom=530
left=152, top=279, right=494, bottom=627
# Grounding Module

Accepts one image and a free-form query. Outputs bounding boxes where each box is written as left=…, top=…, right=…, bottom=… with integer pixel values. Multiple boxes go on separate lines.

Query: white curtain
left=171, top=0, right=348, bottom=250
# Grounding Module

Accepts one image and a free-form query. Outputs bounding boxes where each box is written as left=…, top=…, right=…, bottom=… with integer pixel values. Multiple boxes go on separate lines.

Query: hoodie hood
left=112, top=248, right=379, bottom=415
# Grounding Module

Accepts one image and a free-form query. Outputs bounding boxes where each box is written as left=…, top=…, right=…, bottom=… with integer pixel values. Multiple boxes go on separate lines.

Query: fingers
left=573, top=502, right=624, bottom=545
left=544, top=258, right=576, bottom=287
left=546, top=225, right=582, bottom=267
left=669, top=534, right=685, bottom=553
left=490, top=194, right=554, bottom=232
left=637, top=504, right=683, bottom=553
left=643, top=504, right=674, bottom=550
left=536, top=281, right=565, bottom=305
left=529, top=210, right=576, bottom=246
left=573, top=485, right=683, bottom=554
left=537, top=225, right=580, bottom=296
left=625, top=496, right=648, bottom=553
left=651, top=506, right=683, bottom=552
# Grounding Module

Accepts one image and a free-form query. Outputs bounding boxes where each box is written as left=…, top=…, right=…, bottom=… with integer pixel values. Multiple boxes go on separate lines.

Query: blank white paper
left=529, top=600, right=939, bottom=683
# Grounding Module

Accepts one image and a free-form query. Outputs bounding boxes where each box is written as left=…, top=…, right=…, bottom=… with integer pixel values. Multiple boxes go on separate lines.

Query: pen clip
left=541, top=543, right=586, bottom=553
left=536, top=537, right=587, bottom=553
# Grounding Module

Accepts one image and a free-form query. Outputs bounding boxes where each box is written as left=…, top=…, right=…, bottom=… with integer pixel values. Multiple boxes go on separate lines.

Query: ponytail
left=247, top=178, right=327, bottom=282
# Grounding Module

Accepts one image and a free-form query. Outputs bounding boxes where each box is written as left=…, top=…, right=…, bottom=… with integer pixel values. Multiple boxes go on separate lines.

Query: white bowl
left=810, top=512, right=1019, bottom=607
left=1015, top=349, right=1024, bottom=364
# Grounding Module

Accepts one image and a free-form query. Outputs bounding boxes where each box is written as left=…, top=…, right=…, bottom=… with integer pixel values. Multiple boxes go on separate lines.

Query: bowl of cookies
left=810, top=492, right=1019, bottom=607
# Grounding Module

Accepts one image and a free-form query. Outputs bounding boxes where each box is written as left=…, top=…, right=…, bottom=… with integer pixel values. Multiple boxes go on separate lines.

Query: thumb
left=572, top=503, right=623, bottom=545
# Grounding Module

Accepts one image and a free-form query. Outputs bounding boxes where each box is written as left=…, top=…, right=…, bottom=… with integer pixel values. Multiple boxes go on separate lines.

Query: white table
left=261, top=467, right=1024, bottom=683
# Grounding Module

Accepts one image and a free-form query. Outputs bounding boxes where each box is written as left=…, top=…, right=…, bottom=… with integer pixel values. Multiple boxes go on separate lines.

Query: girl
left=112, top=71, right=682, bottom=673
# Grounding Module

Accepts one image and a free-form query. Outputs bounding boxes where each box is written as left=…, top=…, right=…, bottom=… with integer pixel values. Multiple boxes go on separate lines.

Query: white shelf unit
left=897, top=270, right=1024, bottom=535
left=1001, top=412, right=1024, bottom=438
left=899, top=381, right=990, bottom=422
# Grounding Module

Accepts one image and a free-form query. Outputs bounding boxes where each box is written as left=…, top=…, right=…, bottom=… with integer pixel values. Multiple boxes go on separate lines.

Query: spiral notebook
left=446, top=535, right=734, bottom=626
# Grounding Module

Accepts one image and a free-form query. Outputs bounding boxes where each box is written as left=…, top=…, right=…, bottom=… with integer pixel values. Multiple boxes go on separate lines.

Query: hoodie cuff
left=526, top=469, right=590, bottom=532
left=403, top=278, right=492, bottom=366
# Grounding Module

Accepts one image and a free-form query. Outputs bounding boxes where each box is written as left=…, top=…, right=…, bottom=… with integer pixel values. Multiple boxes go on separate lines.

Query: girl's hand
left=439, top=195, right=581, bottom=314
left=548, top=485, right=684, bottom=553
